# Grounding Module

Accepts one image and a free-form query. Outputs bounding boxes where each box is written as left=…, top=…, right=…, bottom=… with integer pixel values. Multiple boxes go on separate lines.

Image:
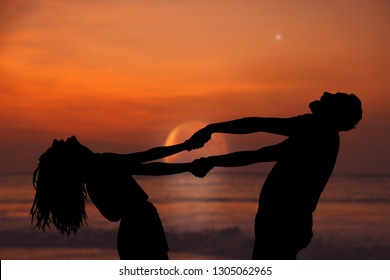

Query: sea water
left=0, top=172, right=389, bottom=259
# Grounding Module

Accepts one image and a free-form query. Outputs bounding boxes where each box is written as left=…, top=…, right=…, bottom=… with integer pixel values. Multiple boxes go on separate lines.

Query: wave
left=1, top=225, right=390, bottom=260
left=0, top=226, right=253, bottom=259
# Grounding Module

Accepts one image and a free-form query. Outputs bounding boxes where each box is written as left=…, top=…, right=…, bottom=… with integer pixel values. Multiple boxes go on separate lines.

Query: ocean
left=0, top=171, right=389, bottom=260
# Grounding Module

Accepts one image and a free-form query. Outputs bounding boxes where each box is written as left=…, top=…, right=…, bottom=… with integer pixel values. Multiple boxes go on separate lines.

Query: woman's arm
left=124, top=142, right=189, bottom=164
left=131, top=161, right=213, bottom=178
left=130, top=162, right=193, bottom=176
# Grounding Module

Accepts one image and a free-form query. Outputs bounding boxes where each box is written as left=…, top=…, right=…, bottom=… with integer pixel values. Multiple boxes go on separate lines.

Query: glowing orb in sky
left=164, top=121, right=229, bottom=163
left=275, top=33, right=282, bottom=41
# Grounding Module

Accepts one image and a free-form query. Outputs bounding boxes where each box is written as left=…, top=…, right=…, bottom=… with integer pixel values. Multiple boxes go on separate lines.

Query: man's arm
left=206, top=117, right=296, bottom=136
left=207, top=141, right=284, bottom=167
left=187, top=116, right=303, bottom=150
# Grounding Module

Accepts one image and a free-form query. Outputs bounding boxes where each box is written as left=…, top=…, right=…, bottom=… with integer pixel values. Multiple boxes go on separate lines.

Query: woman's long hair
left=30, top=137, right=92, bottom=235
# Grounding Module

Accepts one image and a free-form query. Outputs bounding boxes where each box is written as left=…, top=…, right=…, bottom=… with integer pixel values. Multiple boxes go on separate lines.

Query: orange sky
left=0, top=0, right=389, bottom=174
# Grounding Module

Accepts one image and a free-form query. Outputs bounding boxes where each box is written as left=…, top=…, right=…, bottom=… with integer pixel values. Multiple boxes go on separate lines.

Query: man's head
left=309, top=92, right=362, bottom=131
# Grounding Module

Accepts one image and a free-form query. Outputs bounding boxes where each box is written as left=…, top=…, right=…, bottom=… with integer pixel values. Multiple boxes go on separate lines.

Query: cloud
left=0, top=0, right=41, bottom=37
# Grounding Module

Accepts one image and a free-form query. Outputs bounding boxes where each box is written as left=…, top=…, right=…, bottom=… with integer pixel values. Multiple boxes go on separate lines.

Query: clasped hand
left=185, top=128, right=211, bottom=151
left=190, top=157, right=214, bottom=178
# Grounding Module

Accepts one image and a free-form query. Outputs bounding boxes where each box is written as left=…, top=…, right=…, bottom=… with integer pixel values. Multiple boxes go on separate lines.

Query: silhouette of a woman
left=30, top=136, right=201, bottom=259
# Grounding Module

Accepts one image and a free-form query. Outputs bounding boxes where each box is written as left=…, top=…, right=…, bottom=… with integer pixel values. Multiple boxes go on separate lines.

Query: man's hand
left=190, top=157, right=214, bottom=178
left=185, top=127, right=212, bottom=151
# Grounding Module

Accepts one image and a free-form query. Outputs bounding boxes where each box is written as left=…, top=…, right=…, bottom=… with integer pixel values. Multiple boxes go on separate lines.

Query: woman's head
left=30, top=136, right=93, bottom=235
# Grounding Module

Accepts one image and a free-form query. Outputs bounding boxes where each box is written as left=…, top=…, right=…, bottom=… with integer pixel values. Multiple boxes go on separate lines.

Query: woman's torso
left=86, top=153, right=148, bottom=222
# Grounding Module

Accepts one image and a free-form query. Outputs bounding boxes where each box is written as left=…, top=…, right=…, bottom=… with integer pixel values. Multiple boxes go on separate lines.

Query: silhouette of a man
left=188, top=92, right=362, bottom=259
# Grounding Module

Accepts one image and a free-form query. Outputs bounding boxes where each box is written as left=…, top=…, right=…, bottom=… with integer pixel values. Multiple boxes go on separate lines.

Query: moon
left=164, top=121, right=229, bottom=163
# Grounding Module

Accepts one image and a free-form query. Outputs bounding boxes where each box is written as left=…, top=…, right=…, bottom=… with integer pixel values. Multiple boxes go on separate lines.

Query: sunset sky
left=0, top=0, right=389, bottom=174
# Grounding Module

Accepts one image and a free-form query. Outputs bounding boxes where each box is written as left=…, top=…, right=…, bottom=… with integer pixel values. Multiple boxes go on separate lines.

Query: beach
left=0, top=172, right=389, bottom=260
